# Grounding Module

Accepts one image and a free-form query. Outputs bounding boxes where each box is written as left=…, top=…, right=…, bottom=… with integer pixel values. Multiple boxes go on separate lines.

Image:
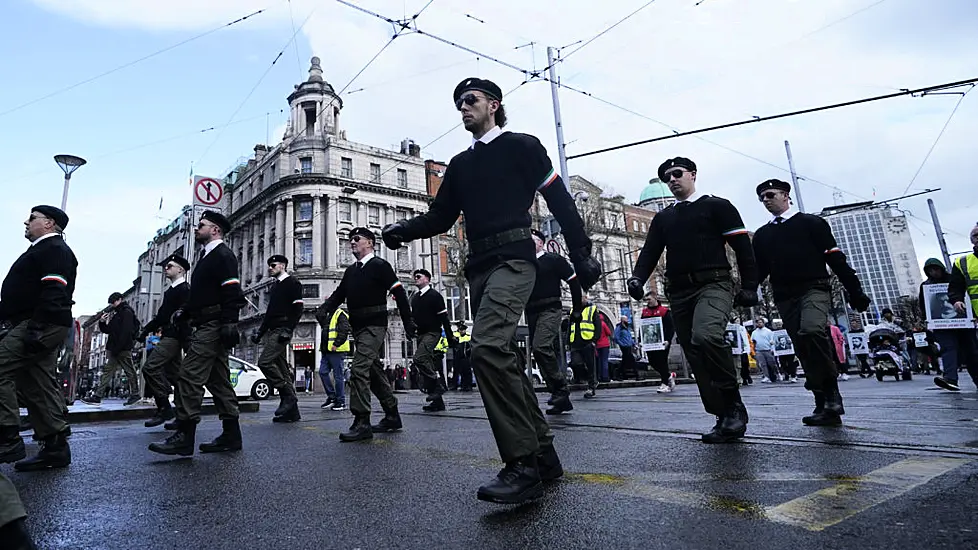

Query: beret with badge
left=200, top=210, right=231, bottom=234
left=756, top=179, right=791, bottom=196
left=453, top=77, right=503, bottom=109
left=32, top=205, right=69, bottom=229
left=159, top=253, right=190, bottom=272
left=657, top=157, right=697, bottom=182
left=349, top=226, right=376, bottom=243
left=267, top=254, right=289, bottom=266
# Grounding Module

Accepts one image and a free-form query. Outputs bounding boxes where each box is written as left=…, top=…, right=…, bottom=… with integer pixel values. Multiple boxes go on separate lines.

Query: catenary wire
left=0, top=7, right=270, bottom=119
left=901, top=84, right=973, bottom=194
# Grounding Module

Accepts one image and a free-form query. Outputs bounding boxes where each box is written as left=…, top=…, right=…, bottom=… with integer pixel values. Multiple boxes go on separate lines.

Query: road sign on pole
left=193, top=176, right=224, bottom=207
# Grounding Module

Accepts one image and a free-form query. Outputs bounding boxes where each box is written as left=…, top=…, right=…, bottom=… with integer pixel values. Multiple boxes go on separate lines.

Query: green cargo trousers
left=348, top=325, right=398, bottom=417
left=527, top=308, right=569, bottom=397
left=95, top=349, right=138, bottom=399
left=468, top=259, right=553, bottom=464
left=776, top=288, right=836, bottom=392
left=0, top=322, right=69, bottom=438
left=0, top=473, right=26, bottom=529
left=413, top=331, right=444, bottom=395
left=176, top=321, right=239, bottom=423
left=142, top=336, right=183, bottom=411
left=669, top=281, right=737, bottom=416
left=257, top=330, right=295, bottom=397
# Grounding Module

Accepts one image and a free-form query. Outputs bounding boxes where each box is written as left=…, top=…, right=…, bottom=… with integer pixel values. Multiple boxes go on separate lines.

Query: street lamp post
left=54, top=154, right=87, bottom=211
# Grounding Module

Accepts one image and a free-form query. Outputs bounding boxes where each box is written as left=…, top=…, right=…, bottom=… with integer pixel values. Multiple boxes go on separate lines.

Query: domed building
left=637, top=178, right=675, bottom=213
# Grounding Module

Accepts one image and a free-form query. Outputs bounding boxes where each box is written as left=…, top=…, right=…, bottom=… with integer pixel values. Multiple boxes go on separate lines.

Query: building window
left=338, top=239, right=354, bottom=267
left=396, top=246, right=411, bottom=271
left=301, top=284, right=319, bottom=299
left=338, top=201, right=352, bottom=222
left=445, top=286, right=471, bottom=322
left=370, top=163, right=381, bottom=183
left=368, top=205, right=381, bottom=227
left=297, top=200, right=313, bottom=222
left=341, top=157, right=353, bottom=178
left=300, top=157, right=312, bottom=174
left=296, top=237, right=313, bottom=266
left=397, top=169, right=408, bottom=188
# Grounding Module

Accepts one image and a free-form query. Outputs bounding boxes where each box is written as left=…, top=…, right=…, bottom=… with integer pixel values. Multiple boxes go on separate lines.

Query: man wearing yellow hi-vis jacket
left=316, top=306, right=351, bottom=411
left=569, top=294, right=599, bottom=399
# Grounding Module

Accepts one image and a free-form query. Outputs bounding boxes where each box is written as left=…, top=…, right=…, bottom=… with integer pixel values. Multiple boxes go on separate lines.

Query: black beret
left=267, top=254, right=289, bottom=266
left=453, top=77, right=502, bottom=106
left=159, top=253, right=190, bottom=272
left=200, top=210, right=231, bottom=234
left=756, top=179, right=791, bottom=196
left=881, top=307, right=893, bottom=315
left=413, top=268, right=432, bottom=279
left=32, top=205, right=69, bottom=229
left=108, top=292, right=124, bottom=303
left=657, top=157, right=696, bottom=181
left=530, top=229, right=546, bottom=241
left=349, top=226, right=375, bottom=243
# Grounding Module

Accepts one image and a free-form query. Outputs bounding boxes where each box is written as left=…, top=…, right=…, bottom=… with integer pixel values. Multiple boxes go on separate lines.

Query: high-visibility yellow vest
left=958, top=253, right=978, bottom=315
left=327, top=309, right=351, bottom=352
left=570, top=305, right=597, bottom=343
left=453, top=331, right=471, bottom=343
left=435, top=334, right=449, bottom=352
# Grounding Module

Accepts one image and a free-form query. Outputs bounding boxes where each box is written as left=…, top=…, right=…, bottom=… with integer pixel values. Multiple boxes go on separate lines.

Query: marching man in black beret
left=318, top=227, right=415, bottom=441
left=150, top=210, right=246, bottom=457
left=250, top=254, right=304, bottom=423
left=409, top=268, right=457, bottom=413
left=752, top=179, right=870, bottom=425
left=628, top=158, right=759, bottom=444
left=0, top=205, right=76, bottom=476
left=383, top=77, right=601, bottom=504
left=138, top=253, right=191, bottom=429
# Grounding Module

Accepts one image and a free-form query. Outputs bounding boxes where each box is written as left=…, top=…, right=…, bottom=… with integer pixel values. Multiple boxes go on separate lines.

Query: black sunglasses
left=455, top=93, right=483, bottom=111
left=351, top=236, right=363, bottom=243
left=663, top=169, right=686, bottom=181
left=758, top=191, right=781, bottom=201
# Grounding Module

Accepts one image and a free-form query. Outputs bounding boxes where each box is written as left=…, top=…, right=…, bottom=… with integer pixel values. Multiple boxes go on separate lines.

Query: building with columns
left=224, top=57, right=435, bottom=374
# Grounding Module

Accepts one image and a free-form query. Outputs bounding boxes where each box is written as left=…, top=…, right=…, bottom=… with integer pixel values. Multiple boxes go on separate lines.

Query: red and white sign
left=193, top=177, right=224, bottom=206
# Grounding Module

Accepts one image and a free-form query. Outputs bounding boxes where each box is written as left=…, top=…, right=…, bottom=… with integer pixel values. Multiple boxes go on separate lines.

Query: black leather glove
left=849, top=291, right=871, bottom=313
left=171, top=309, right=185, bottom=324
left=250, top=333, right=261, bottom=345
left=569, top=309, right=583, bottom=323
left=277, top=330, right=292, bottom=344
left=627, top=277, right=646, bottom=301
left=382, top=222, right=408, bottom=250
left=572, top=257, right=602, bottom=291
left=219, top=323, right=240, bottom=349
left=403, top=319, right=416, bottom=340
left=24, top=322, right=46, bottom=354
left=733, top=289, right=759, bottom=308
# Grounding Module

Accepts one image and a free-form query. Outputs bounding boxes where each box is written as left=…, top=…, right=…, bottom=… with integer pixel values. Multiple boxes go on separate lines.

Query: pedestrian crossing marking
left=765, top=457, right=968, bottom=531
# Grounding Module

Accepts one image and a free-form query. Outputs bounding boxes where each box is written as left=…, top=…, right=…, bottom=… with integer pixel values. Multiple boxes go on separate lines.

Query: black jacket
left=0, top=233, right=77, bottom=327
left=143, top=281, right=190, bottom=339
left=100, top=302, right=137, bottom=354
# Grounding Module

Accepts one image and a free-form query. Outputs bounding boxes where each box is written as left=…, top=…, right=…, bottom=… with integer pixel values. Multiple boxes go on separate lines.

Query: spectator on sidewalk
left=614, top=316, right=638, bottom=381
left=595, top=311, right=613, bottom=383
left=829, top=323, right=848, bottom=381
left=736, top=322, right=752, bottom=386
left=922, top=256, right=978, bottom=391
left=751, top=318, right=778, bottom=383
left=84, top=292, right=141, bottom=406
left=641, top=294, right=676, bottom=392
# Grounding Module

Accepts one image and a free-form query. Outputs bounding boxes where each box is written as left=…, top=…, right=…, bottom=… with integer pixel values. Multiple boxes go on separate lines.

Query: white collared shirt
left=470, top=126, right=504, bottom=149
left=276, top=271, right=289, bottom=282
left=418, top=284, right=431, bottom=295
left=203, top=238, right=224, bottom=257
left=30, top=232, right=59, bottom=247
left=170, top=276, right=186, bottom=287
left=357, top=252, right=375, bottom=266
left=770, top=207, right=798, bottom=224
left=679, top=191, right=707, bottom=203
left=535, top=250, right=545, bottom=259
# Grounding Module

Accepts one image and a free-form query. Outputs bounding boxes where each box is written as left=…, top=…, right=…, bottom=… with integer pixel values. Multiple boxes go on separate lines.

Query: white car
left=203, top=355, right=276, bottom=401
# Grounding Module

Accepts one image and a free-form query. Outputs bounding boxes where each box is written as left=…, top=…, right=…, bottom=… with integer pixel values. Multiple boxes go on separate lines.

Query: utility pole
left=547, top=47, right=571, bottom=192
left=784, top=141, right=805, bottom=213
left=928, top=198, right=953, bottom=269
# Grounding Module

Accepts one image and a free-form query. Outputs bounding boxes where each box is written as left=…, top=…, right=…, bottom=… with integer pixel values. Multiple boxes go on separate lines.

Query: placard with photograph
left=725, top=323, right=744, bottom=355
left=640, top=316, right=666, bottom=351
left=773, top=329, right=794, bottom=356
left=847, top=331, right=869, bottom=355
left=923, top=283, right=975, bottom=330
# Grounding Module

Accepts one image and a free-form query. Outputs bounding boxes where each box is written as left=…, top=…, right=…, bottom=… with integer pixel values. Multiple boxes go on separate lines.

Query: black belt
left=350, top=305, right=389, bottom=317
left=469, top=228, right=532, bottom=255
left=667, top=269, right=731, bottom=290
left=190, top=305, right=222, bottom=326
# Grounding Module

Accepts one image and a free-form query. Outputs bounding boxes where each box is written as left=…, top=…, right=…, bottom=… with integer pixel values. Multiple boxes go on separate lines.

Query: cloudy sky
left=2, top=0, right=976, bottom=314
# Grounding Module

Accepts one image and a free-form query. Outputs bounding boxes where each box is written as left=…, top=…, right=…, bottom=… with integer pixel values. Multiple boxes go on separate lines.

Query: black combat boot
left=422, top=395, right=446, bottom=412
left=477, top=454, right=544, bottom=504
left=275, top=387, right=298, bottom=417
left=0, top=518, right=38, bottom=550
left=199, top=418, right=243, bottom=453
left=803, top=389, right=843, bottom=426
left=339, top=415, right=373, bottom=442
left=15, top=430, right=71, bottom=471
left=148, top=420, right=196, bottom=456
left=372, top=409, right=403, bottom=433
left=0, top=425, right=26, bottom=463
left=702, top=390, right=748, bottom=444
left=822, top=379, right=845, bottom=416
left=272, top=401, right=301, bottom=423
left=163, top=420, right=179, bottom=431
left=145, top=406, right=176, bottom=428
left=545, top=394, right=573, bottom=415
left=537, top=444, right=564, bottom=481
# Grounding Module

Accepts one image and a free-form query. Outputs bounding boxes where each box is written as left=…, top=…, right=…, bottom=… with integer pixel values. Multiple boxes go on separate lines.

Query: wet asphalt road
left=8, top=373, right=978, bottom=549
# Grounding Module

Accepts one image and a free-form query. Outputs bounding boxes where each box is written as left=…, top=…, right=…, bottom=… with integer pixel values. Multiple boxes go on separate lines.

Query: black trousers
left=646, top=349, right=670, bottom=383
left=739, top=353, right=752, bottom=383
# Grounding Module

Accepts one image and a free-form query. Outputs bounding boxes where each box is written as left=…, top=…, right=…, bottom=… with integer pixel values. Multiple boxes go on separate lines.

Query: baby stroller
left=868, top=327, right=913, bottom=381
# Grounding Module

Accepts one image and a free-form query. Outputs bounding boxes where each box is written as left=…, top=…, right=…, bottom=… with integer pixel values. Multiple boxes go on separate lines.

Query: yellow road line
left=765, top=457, right=969, bottom=531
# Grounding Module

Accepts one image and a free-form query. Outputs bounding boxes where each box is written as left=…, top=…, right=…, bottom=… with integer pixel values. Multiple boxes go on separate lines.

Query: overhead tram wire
left=901, top=84, right=974, bottom=194
left=287, top=0, right=305, bottom=82
left=0, top=7, right=269, bottom=119
left=551, top=0, right=660, bottom=70
left=197, top=7, right=319, bottom=165
left=566, top=77, right=978, bottom=160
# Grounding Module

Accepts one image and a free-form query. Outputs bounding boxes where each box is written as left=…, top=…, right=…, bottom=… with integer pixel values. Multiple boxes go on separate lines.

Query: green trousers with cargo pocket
left=176, top=321, right=239, bottom=423
left=468, top=259, right=553, bottom=464
left=0, top=473, right=26, bottom=531
left=0, top=321, right=69, bottom=439
left=257, top=330, right=295, bottom=397
left=348, top=325, right=398, bottom=417
left=669, top=281, right=737, bottom=416
left=776, top=288, right=836, bottom=392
